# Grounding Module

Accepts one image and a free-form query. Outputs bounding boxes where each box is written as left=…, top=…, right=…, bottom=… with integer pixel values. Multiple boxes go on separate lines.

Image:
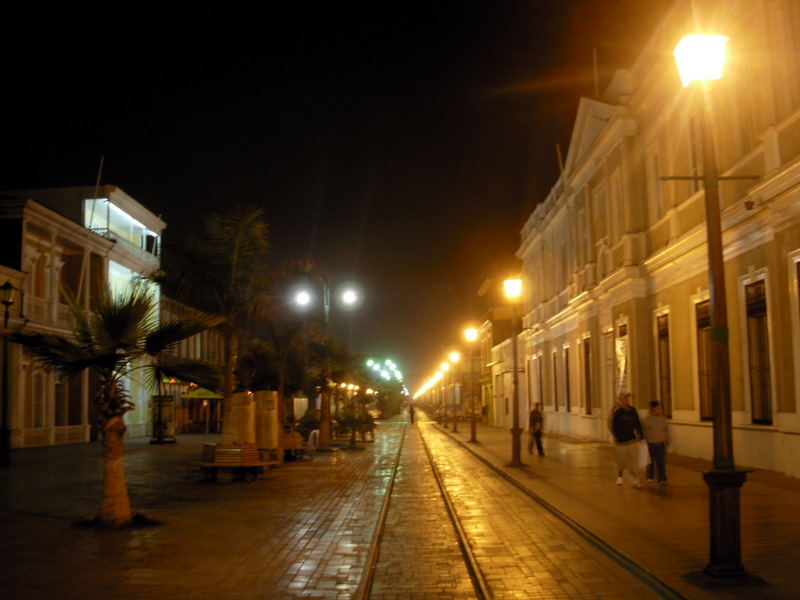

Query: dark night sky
left=2, top=1, right=671, bottom=390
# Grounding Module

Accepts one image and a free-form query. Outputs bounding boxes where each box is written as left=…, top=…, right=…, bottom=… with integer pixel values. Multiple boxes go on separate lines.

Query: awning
left=182, top=387, right=224, bottom=399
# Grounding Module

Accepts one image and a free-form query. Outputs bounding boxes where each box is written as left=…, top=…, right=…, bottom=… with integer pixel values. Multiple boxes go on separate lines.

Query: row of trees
left=13, top=204, right=402, bottom=528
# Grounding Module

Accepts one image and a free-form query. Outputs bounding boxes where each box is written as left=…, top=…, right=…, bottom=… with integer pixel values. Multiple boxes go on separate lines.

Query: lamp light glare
left=673, top=34, right=729, bottom=87
left=504, top=278, right=522, bottom=299
left=295, top=290, right=311, bottom=306
left=341, top=289, right=358, bottom=305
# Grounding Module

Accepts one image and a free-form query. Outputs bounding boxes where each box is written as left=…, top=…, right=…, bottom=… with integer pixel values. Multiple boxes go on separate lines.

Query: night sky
left=3, top=1, right=672, bottom=389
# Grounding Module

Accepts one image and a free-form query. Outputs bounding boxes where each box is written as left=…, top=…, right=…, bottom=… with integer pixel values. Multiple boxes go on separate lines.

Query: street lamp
left=464, top=327, right=479, bottom=443
left=504, top=278, right=524, bottom=467
left=439, top=362, right=449, bottom=428
left=668, top=34, right=762, bottom=588
left=293, top=277, right=360, bottom=452
left=448, top=351, right=460, bottom=433
left=1, top=280, right=16, bottom=468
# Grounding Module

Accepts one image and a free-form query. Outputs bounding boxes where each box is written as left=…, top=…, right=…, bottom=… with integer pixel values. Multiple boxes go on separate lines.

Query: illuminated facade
left=159, top=295, right=225, bottom=434
left=516, top=0, right=800, bottom=477
left=0, top=186, right=165, bottom=446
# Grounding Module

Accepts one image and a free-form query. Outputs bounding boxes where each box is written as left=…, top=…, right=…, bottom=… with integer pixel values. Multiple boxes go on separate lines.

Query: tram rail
left=358, top=420, right=684, bottom=600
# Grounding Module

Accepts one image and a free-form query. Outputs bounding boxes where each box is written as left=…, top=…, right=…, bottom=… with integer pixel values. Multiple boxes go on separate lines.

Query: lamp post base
left=0, top=427, right=10, bottom=468
left=507, top=427, right=525, bottom=467
left=683, top=570, right=766, bottom=589
left=684, top=469, right=765, bottom=589
left=468, top=416, right=478, bottom=443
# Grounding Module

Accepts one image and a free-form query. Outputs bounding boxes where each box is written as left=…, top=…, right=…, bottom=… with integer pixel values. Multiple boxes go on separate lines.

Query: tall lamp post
left=294, top=277, right=359, bottom=452
left=464, top=327, right=479, bottom=443
left=1, top=280, right=16, bottom=469
left=439, top=363, right=449, bottom=428
left=448, top=352, right=460, bottom=433
left=667, top=34, right=762, bottom=587
left=504, top=278, right=524, bottom=467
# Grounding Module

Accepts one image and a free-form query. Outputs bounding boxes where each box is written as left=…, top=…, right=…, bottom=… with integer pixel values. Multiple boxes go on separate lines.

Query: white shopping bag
left=638, top=441, right=649, bottom=470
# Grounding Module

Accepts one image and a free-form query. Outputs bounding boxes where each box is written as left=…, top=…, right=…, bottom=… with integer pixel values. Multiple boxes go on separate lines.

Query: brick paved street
left=1, top=413, right=799, bottom=599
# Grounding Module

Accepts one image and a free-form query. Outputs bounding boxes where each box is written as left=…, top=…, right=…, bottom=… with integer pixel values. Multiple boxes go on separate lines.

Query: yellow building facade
left=517, top=0, right=800, bottom=477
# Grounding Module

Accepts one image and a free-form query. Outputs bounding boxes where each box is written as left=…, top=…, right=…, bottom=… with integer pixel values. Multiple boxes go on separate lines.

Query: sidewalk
left=431, top=416, right=800, bottom=600
left=1, top=420, right=798, bottom=599
left=0, top=431, right=405, bottom=600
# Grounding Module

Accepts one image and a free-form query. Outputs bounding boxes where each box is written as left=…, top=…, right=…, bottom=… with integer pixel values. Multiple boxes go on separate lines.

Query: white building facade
left=516, top=0, right=800, bottom=477
left=0, top=186, right=165, bottom=447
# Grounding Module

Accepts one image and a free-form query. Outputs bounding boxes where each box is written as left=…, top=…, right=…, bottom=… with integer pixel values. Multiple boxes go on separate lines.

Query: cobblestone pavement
left=435, top=416, right=800, bottom=600
left=369, top=421, right=475, bottom=599
left=417, top=422, right=661, bottom=600
left=0, top=428, right=403, bottom=600
left=2, top=413, right=798, bottom=599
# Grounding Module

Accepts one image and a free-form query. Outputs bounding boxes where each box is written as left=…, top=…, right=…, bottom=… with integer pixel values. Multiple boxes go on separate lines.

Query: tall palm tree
left=154, top=204, right=271, bottom=443
left=12, top=284, right=219, bottom=528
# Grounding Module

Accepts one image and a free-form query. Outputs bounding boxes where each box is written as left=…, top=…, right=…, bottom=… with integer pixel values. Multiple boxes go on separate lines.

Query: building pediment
left=564, top=98, right=617, bottom=172
left=563, top=98, right=635, bottom=186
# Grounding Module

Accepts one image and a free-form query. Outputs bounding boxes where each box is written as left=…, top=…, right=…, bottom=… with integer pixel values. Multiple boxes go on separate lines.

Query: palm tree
left=12, top=284, right=219, bottom=528
left=154, top=204, right=271, bottom=443
left=235, top=317, right=308, bottom=424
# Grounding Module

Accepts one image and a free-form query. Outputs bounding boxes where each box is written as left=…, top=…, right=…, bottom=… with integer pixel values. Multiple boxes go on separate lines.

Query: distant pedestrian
left=609, top=393, right=643, bottom=488
left=643, top=400, right=669, bottom=485
left=527, top=403, right=544, bottom=456
left=409, top=404, right=415, bottom=424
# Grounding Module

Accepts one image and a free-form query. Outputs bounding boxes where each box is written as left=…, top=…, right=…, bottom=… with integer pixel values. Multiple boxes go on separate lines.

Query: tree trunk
left=221, top=331, right=237, bottom=444
left=349, top=428, right=358, bottom=449
left=96, top=415, right=132, bottom=527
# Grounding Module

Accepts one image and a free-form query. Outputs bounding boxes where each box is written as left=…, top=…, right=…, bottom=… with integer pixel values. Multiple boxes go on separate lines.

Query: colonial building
left=158, top=295, right=225, bottom=435
left=516, top=0, right=800, bottom=477
left=0, top=186, right=164, bottom=447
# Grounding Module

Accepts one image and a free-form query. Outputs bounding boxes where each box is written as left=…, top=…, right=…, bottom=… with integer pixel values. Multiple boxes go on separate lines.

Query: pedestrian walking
left=527, top=402, right=544, bottom=456
left=609, top=392, right=644, bottom=487
left=643, top=400, right=669, bottom=485
left=409, top=404, right=415, bottom=424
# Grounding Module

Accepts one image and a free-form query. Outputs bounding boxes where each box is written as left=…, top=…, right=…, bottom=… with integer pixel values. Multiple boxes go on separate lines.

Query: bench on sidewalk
left=183, top=442, right=279, bottom=482
left=280, top=432, right=315, bottom=461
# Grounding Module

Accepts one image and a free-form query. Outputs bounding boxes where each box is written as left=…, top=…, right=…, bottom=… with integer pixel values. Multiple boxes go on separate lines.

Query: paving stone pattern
left=3, top=413, right=799, bottom=599
left=418, top=423, right=662, bottom=600
left=0, top=429, right=404, bottom=600
left=369, top=422, right=475, bottom=599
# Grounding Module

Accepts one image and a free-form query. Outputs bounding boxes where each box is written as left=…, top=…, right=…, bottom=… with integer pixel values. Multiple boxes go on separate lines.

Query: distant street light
left=464, top=327, right=479, bottom=443
left=1, top=280, right=17, bottom=468
left=667, top=33, right=761, bottom=588
left=504, top=278, right=524, bottom=468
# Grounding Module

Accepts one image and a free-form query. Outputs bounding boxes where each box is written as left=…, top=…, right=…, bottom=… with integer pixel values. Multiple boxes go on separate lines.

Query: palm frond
left=145, top=317, right=220, bottom=356
left=144, top=357, right=221, bottom=393
left=92, top=285, right=156, bottom=351
left=60, top=285, right=95, bottom=350
left=11, top=331, right=95, bottom=377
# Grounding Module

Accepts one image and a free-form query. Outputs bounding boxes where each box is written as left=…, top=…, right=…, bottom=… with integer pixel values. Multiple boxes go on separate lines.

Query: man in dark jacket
left=609, top=392, right=644, bottom=487
left=527, top=403, right=544, bottom=456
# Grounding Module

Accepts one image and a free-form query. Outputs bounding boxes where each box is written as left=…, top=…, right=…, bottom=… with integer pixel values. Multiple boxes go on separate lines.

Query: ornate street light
left=293, top=277, right=360, bottom=451
left=504, top=278, right=524, bottom=467
left=667, top=33, right=762, bottom=588
left=464, top=327, right=479, bottom=443
left=1, top=280, right=17, bottom=468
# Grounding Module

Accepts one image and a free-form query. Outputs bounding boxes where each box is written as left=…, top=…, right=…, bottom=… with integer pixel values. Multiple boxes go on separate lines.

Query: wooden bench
left=183, top=443, right=279, bottom=482
left=280, top=432, right=315, bottom=461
